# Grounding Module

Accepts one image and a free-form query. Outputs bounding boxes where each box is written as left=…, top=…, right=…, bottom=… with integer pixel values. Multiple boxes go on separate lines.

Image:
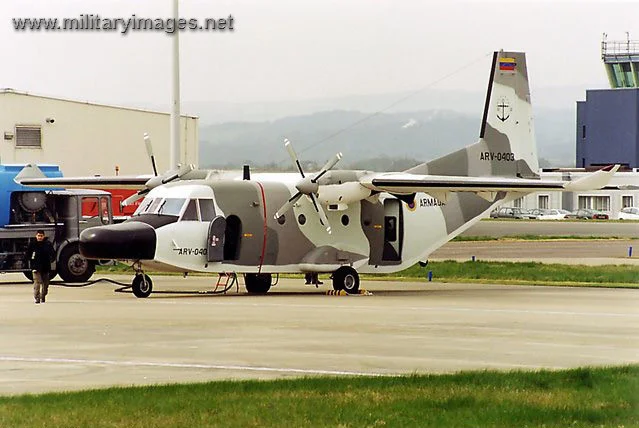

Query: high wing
left=13, top=163, right=151, bottom=190
left=17, top=175, right=152, bottom=190
left=361, top=165, right=621, bottom=198
left=15, top=163, right=200, bottom=206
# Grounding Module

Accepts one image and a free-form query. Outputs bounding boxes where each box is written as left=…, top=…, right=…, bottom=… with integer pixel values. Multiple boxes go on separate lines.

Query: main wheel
left=58, top=244, right=95, bottom=283
left=332, top=266, right=360, bottom=294
left=132, top=274, right=153, bottom=298
left=244, top=273, right=271, bottom=294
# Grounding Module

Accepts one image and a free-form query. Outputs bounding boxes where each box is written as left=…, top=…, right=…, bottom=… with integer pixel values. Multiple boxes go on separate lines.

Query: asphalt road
left=463, top=220, right=639, bottom=238
left=0, top=274, right=636, bottom=395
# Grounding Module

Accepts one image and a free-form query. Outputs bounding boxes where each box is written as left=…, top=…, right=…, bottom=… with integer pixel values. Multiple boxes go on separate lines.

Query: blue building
left=576, top=36, right=639, bottom=169
left=576, top=88, right=639, bottom=168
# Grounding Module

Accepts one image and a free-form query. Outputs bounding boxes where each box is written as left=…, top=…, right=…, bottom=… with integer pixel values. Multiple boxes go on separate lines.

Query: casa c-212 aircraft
left=20, top=51, right=619, bottom=297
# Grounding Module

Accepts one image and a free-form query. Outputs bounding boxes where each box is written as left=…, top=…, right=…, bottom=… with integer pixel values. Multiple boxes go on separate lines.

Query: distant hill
left=182, top=85, right=588, bottom=125
left=199, top=107, right=575, bottom=170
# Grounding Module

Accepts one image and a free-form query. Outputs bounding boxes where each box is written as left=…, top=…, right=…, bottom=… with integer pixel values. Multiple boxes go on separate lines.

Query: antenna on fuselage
left=243, top=164, right=251, bottom=180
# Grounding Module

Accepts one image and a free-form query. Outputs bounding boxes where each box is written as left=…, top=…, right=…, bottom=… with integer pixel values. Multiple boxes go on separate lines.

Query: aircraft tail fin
left=406, top=51, right=539, bottom=178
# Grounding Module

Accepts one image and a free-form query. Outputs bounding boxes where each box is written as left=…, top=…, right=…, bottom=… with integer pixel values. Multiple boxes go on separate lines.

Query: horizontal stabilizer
left=563, top=165, right=621, bottom=192
left=362, top=164, right=620, bottom=196
left=363, top=173, right=566, bottom=194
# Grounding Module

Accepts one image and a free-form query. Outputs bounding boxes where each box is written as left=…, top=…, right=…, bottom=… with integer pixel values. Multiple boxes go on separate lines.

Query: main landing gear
left=331, top=266, right=360, bottom=294
left=244, top=273, right=272, bottom=294
left=244, top=267, right=361, bottom=295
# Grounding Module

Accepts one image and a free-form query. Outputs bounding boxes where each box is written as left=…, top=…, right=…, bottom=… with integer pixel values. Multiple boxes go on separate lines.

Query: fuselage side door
left=211, top=181, right=266, bottom=268
left=207, top=215, right=226, bottom=262
left=382, top=198, right=403, bottom=263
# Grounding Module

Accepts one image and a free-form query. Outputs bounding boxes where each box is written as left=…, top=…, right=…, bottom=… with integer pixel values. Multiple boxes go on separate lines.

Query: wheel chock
left=325, top=289, right=372, bottom=296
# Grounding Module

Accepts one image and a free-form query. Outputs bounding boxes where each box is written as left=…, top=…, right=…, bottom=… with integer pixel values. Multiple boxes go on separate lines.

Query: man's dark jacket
left=26, top=239, right=55, bottom=272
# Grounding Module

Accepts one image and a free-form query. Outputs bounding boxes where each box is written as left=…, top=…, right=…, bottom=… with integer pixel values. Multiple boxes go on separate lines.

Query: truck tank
left=0, top=164, right=62, bottom=227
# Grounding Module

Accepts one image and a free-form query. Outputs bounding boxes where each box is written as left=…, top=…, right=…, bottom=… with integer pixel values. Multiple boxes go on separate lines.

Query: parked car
left=566, top=208, right=609, bottom=220
left=527, top=208, right=554, bottom=219
left=618, top=207, right=639, bottom=220
left=490, top=207, right=529, bottom=219
left=536, top=209, right=567, bottom=220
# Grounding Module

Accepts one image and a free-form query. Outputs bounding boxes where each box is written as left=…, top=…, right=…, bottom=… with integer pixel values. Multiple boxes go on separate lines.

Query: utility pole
left=170, top=0, right=181, bottom=170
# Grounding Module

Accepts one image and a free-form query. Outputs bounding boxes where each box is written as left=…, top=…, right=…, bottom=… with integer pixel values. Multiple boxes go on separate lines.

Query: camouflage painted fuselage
left=133, top=171, right=499, bottom=275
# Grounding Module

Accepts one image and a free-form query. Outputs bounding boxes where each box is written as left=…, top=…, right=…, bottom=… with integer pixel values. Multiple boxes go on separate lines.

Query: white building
left=512, top=169, right=639, bottom=217
left=0, top=89, right=198, bottom=176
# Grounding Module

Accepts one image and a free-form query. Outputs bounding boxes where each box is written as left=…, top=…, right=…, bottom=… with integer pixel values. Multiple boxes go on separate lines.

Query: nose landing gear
left=131, top=263, right=153, bottom=298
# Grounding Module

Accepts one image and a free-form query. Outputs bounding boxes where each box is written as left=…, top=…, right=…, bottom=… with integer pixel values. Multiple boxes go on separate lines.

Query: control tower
left=601, top=33, right=639, bottom=88
left=576, top=33, right=639, bottom=169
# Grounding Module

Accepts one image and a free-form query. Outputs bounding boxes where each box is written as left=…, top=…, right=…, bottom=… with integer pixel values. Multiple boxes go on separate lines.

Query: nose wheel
left=332, top=266, right=360, bottom=294
left=132, top=273, right=153, bottom=298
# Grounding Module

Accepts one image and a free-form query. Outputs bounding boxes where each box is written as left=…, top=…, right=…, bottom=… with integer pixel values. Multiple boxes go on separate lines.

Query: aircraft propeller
left=121, top=163, right=194, bottom=207
left=121, top=134, right=194, bottom=207
left=274, top=139, right=342, bottom=234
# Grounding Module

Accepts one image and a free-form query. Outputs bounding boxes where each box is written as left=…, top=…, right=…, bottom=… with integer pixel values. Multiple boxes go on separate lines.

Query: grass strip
left=452, top=235, right=629, bottom=241
left=385, top=260, right=639, bottom=286
left=482, top=218, right=636, bottom=223
left=0, top=366, right=636, bottom=428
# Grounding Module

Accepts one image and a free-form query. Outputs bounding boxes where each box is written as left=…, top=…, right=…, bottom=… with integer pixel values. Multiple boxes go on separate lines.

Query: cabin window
left=181, top=199, right=199, bottom=221
left=199, top=199, right=216, bottom=221
left=384, top=217, right=397, bottom=242
left=157, top=198, right=186, bottom=216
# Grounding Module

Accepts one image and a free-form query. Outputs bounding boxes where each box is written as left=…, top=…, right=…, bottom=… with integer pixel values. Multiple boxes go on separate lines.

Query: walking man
left=26, top=230, right=55, bottom=304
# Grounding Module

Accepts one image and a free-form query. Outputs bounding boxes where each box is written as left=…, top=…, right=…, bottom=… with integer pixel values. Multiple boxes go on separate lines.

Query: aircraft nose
left=80, top=222, right=156, bottom=260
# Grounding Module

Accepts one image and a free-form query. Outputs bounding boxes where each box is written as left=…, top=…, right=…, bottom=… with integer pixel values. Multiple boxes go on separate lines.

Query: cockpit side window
left=181, top=199, right=199, bottom=221
left=157, top=198, right=186, bottom=216
left=199, top=199, right=216, bottom=221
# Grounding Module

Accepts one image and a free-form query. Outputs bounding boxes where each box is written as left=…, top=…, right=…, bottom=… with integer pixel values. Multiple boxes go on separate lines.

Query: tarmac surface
left=463, top=220, right=639, bottom=238
left=0, top=274, right=637, bottom=396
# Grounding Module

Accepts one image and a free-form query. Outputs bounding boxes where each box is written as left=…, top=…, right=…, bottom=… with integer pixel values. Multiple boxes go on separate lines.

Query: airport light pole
left=170, top=0, right=181, bottom=170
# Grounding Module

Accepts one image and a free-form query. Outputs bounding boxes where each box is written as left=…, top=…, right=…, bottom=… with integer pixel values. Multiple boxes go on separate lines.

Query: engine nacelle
left=317, top=182, right=372, bottom=208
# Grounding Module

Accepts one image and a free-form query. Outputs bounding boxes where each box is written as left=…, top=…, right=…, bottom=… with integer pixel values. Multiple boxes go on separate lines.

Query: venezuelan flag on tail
left=499, top=57, right=516, bottom=71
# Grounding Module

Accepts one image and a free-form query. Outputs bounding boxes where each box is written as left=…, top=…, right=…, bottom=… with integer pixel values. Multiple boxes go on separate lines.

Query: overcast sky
left=2, top=0, right=638, bottom=111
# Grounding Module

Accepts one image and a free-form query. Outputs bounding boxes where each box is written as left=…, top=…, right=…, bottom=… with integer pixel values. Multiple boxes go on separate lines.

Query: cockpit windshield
left=133, top=198, right=155, bottom=216
left=157, top=198, right=186, bottom=216
left=132, top=197, right=187, bottom=217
